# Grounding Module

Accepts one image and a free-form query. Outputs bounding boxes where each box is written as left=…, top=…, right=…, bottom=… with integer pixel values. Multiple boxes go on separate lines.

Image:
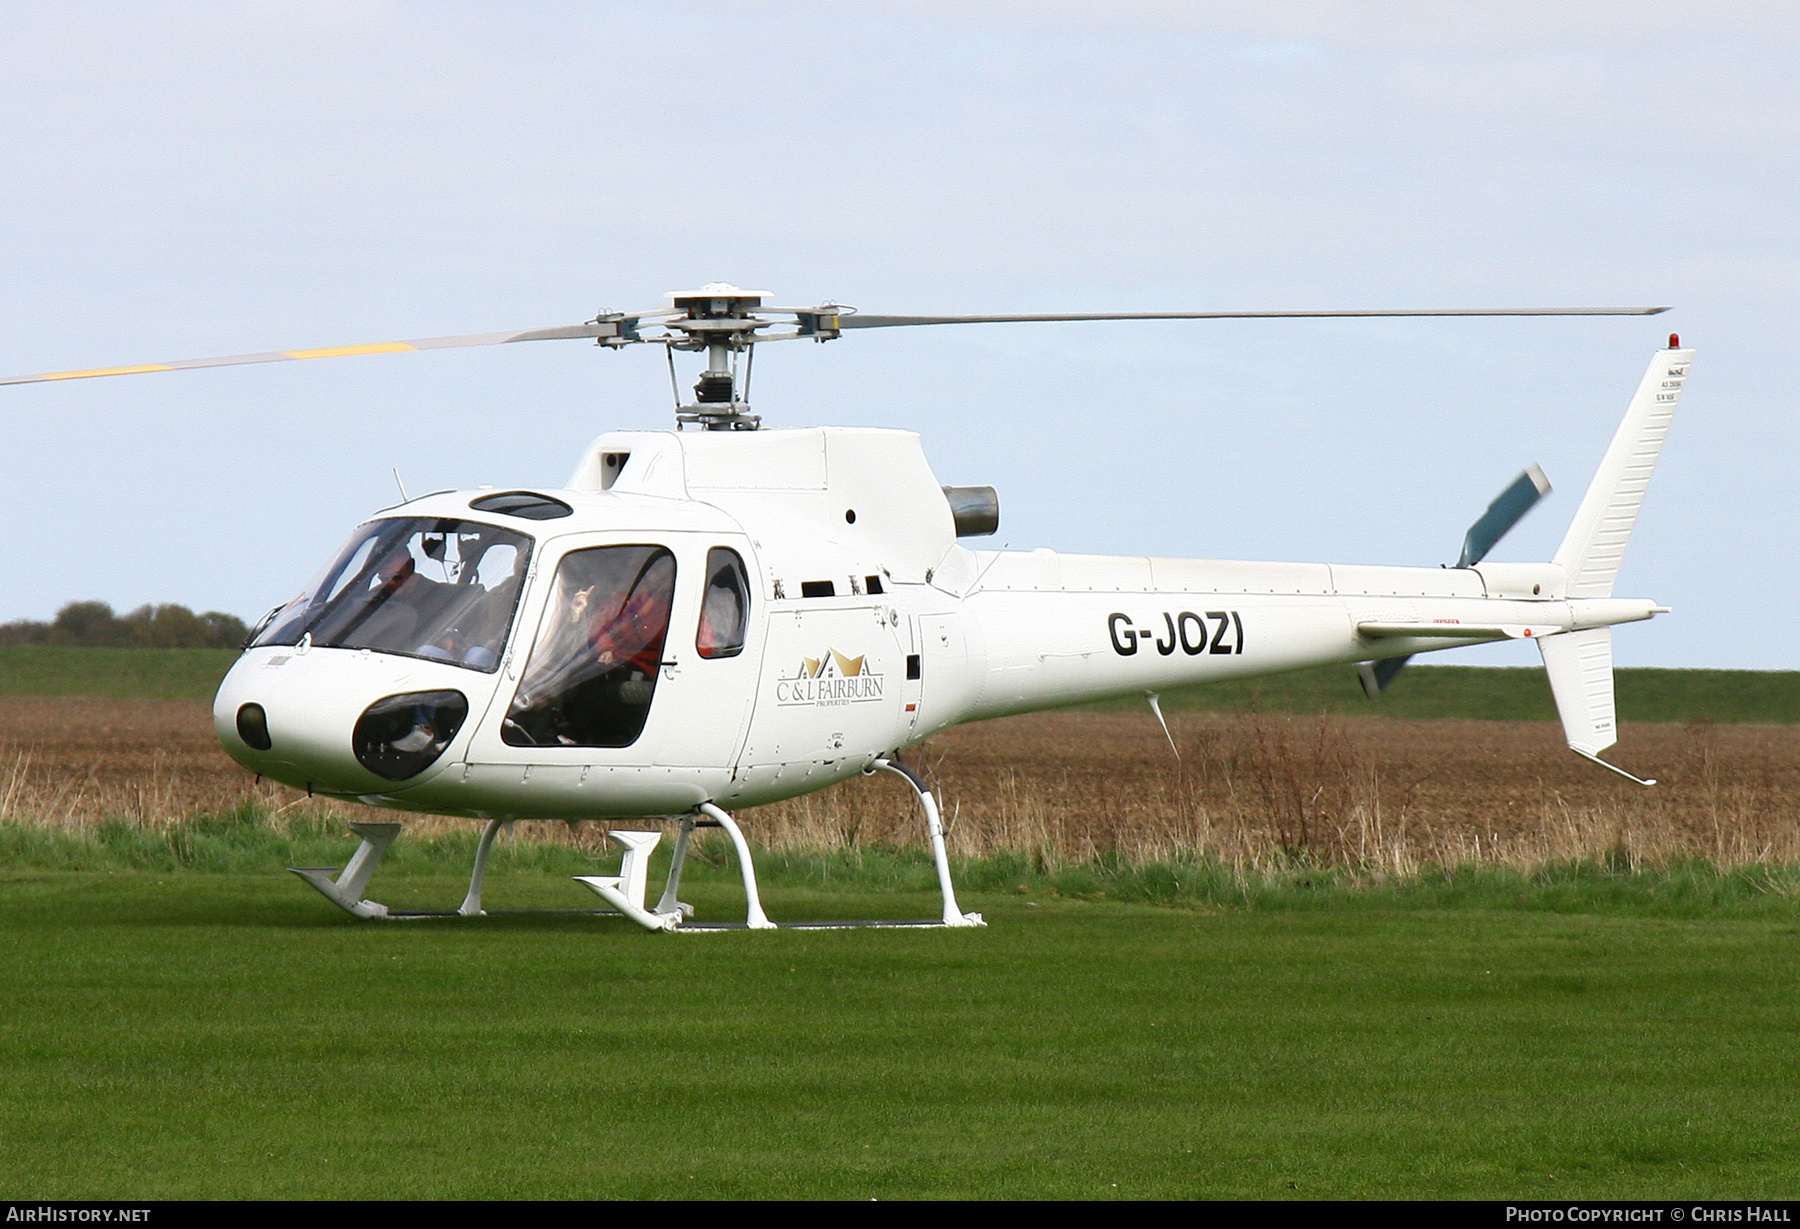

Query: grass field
left=4, top=652, right=1800, bottom=1199
left=0, top=647, right=238, bottom=702
left=4, top=646, right=1799, bottom=723
left=3, top=863, right=1799, bottom=1199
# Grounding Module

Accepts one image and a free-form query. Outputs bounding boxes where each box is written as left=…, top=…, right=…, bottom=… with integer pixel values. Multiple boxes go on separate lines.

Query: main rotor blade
left=1458, top=464, right=1552, bottom=568
left=0, top=322, right=614, bottom=387
left=838, top=307, right=1670, bottom=329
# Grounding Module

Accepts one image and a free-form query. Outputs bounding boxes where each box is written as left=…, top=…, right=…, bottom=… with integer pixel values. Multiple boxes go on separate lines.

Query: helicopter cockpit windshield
left=250, top=518, right=532, bottom=672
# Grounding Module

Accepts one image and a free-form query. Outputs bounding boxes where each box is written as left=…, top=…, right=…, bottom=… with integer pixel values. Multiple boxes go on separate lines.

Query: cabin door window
left=501, top=544, right=676, bottom=749
left=696, top=547, right=750, bottom=659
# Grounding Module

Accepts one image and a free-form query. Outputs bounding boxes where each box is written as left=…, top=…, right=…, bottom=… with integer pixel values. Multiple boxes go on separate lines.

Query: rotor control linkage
left=872, top=759, right=985, bottom=928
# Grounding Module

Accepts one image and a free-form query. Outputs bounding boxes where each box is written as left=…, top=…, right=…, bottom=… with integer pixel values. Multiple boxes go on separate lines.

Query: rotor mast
left=664, top=284, right=772, bottom=431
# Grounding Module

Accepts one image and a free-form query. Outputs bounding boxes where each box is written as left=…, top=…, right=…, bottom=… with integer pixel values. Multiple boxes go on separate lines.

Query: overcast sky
left=0, top=3, right=1793, bottom=666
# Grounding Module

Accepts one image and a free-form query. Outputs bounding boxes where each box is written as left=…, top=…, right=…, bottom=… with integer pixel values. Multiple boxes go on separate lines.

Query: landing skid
left=680, top=920, right=958, bottom=931
left=602, top=767, right=983, bottom=931
left=290, top=818, right=616, bottom=922
left=292, top=764, right=986, bottom=932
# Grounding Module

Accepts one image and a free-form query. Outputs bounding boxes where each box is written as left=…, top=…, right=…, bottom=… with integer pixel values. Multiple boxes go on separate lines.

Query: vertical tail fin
left=1553, top=345, right=1693, bottom=597
left=1539, top=627, right=1618, bottom=756
left=1538, top=342, right=1690, bottom=786
left=1539, top=628, right=1653, bottom=784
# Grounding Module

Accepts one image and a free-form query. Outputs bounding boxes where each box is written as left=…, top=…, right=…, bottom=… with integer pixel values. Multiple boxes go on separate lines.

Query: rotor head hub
left=666, top=283, right=770, bottom=318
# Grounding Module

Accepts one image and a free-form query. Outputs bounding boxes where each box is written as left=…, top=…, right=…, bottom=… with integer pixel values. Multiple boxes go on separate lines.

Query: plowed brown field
left=3, top=697, right=1797, bottom=871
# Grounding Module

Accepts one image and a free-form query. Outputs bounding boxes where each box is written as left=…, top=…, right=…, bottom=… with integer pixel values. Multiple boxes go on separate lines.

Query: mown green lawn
left=2, top=868, right=1797, bottom=1199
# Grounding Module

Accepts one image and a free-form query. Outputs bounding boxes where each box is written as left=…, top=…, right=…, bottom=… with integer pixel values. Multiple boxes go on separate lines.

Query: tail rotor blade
left=1357, top=655, right=1414, bottom=699
left=1457, top=464, right=1552, bottom=568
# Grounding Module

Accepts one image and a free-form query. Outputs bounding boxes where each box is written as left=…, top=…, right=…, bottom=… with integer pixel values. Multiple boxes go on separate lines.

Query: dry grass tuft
left=756, top=710, right=1800, bottom=877
left=2, top=698, right=1798, bottom=875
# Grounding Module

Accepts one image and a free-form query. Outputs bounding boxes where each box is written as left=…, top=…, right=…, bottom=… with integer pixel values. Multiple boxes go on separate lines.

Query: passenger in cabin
left=409, top=532, right=528, bottom=669
left=573, top=571, right=671, bottom=677
left=696, top=548, right=749, bottom=659
left=503, top=545, right=676, bottom=748
left=248, top=516, right=533, bottom=669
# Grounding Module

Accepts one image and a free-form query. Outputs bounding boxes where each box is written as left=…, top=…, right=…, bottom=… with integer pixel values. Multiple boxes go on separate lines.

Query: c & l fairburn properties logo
left=774, top=648, right=885, bottom=707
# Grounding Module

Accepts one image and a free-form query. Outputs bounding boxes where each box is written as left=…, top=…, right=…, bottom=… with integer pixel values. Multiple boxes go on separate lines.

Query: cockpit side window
left=696, top=547, right=750, bottom=660
left=250, top=518, right=532, bottom=672
left=502, top=545, right=676, bottom=749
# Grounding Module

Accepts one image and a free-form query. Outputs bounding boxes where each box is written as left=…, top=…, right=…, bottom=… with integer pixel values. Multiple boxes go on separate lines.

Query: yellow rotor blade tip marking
left=283, top=342, right=418, bottom=360
left=41, top=363, right=175, bottom=380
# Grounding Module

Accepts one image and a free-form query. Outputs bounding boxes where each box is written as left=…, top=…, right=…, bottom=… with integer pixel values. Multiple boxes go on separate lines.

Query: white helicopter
left=3, top=286, right=1686, bottom=931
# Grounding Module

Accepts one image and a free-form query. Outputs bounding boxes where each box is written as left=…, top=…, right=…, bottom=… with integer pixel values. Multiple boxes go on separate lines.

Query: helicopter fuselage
left=213, top=424, right=1658, bottom=821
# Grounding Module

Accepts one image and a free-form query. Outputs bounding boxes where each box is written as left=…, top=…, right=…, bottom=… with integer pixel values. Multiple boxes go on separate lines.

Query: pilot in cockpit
left=353, top=546, right=436, bottom=645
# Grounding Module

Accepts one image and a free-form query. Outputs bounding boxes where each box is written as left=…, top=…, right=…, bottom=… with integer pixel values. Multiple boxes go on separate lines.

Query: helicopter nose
left=214, top=648, right=484, bottom=795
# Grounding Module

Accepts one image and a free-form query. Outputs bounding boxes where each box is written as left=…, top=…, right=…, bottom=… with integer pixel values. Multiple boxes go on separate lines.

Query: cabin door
left=464, top=532, right=758, bottom=771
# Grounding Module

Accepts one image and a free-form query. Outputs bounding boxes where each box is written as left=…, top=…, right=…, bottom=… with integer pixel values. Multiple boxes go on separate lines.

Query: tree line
left=0, top=601, right=249, bottom=649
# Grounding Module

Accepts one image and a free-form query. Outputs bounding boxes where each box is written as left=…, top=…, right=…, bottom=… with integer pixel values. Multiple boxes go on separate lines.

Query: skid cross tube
left=699, top=802, right=775, bottom=929
left=872, top=759, right=985, bottom=928
left=458, top=818, right=505, bottom=916
left=654, top=813, right=697, bottom=919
